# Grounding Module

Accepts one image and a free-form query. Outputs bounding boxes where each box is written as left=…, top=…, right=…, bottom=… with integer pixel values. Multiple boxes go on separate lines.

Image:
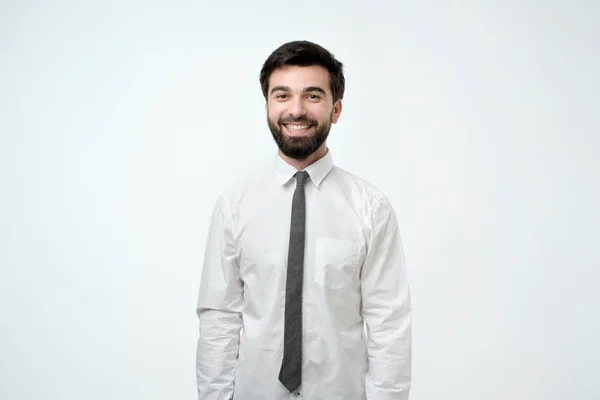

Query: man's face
left=266, top=64, right=342, bottom=160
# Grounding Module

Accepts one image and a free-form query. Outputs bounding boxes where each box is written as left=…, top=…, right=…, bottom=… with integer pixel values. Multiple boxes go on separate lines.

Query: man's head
left=260, top=40, right=345, bottom=160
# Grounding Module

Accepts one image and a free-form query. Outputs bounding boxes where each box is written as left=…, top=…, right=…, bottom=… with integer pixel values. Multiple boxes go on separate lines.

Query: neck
left=279, top=144, right=328, bottom=171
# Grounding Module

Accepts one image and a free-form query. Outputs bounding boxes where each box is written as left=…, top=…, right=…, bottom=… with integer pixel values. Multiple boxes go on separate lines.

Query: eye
left=275, top=93, right=289, bottom=99
left=307, top=94, right=321, bottom=100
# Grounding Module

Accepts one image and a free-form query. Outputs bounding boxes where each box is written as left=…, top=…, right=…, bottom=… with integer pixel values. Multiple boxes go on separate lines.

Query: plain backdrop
left=1, top=1, right=598, bottom=399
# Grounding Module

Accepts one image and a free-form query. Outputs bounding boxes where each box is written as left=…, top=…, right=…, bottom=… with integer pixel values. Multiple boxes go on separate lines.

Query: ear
left=331, top=100, right=343, bottom=124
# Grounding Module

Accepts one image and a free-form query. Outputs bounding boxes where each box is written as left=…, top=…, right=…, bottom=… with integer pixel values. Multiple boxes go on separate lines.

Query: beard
left=267, top=113, right=332, bottom=160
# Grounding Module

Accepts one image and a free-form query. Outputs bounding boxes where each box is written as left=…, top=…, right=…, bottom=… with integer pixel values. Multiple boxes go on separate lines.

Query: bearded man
left=196, top=40, right=412, bottom=400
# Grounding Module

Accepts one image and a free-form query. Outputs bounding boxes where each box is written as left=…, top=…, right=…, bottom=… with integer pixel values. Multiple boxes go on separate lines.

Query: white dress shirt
left=196, top=150, right=412, bottom=400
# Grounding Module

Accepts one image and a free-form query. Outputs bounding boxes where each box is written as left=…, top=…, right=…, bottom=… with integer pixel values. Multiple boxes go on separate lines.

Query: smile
left=283, top=124, right=313, bottom=135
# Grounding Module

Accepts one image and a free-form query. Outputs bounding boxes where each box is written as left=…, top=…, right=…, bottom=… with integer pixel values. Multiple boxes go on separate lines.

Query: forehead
left=268, top=64, right=331, bottom=93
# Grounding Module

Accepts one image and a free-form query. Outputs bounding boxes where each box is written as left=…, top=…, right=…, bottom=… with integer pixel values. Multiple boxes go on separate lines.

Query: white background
left=1, top=1, right=598, bottom=399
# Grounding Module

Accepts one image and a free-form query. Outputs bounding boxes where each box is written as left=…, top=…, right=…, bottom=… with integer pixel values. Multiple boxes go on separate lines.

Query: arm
left=361, top=196, right=412, bottom=400
left=196, top=195, right=244, bottom=400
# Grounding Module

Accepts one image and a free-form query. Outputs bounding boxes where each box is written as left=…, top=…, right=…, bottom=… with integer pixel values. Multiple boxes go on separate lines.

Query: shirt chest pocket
left=313, top=237, right=363, bottom=290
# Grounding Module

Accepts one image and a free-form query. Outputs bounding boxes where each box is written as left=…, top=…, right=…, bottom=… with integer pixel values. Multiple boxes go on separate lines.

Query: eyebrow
left=270, top=85, right=327, bottom=95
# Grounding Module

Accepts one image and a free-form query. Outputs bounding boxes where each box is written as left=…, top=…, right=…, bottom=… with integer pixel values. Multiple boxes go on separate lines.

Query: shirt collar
left=274, top=148, right=333, bottom=188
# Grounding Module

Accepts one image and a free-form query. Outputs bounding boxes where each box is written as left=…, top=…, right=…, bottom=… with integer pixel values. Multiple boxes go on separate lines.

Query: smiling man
left=196, top=40, right=412, bottom=400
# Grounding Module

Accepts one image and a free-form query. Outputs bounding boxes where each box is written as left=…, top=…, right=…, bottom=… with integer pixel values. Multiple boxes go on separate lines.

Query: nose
left=289, top=97, right=307, bottom=118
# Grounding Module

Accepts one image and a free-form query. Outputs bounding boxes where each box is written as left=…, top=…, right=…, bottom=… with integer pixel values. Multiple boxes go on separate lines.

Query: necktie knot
left=295, top=171, right=309, bottom=187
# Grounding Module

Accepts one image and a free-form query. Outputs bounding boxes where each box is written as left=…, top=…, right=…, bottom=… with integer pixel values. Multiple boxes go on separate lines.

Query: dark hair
left=259, top=40, right=345, bottom=103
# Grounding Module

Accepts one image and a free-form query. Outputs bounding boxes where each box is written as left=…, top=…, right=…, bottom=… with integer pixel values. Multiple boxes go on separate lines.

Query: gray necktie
left=279, top=170, right=309, bottom=393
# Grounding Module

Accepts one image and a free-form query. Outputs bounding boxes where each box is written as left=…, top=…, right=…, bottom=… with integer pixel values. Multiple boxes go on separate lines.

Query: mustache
left=279, top=116, right=318, bottom=125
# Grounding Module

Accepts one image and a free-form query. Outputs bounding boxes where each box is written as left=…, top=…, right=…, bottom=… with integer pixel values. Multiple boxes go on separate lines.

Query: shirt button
left=294, top=391, right=300, bottom=396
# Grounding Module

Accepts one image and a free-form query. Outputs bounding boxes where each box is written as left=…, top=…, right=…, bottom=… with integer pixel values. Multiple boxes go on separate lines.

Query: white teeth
left=286, top=124, right=310, bottom=131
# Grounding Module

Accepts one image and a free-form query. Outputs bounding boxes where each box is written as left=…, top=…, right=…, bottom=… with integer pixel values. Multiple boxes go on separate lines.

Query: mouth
left=282, top=123, right=314, bottom=136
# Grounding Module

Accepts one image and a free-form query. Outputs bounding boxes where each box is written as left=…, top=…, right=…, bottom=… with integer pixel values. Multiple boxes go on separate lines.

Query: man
left=196, top=40, right=412, bottom=400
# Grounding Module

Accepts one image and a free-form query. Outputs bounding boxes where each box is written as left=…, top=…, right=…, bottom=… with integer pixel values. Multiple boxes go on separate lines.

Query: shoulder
left=330, top=165, right=391, bottom=208
left=327, top=165, right=399, bottom=229
left=213, top=164, right=273, bottom=210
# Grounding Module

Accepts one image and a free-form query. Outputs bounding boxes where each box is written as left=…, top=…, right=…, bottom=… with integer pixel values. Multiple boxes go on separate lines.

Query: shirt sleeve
left=360, top=196, right=412, bottom=400
left=196, top=195, right=244, bottom=400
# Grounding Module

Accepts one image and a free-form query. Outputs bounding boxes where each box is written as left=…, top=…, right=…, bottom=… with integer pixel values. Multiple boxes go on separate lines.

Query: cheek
left=267, top=105, right=282, bottom=120
left=267, top=112, right=279, bottom=124
left=315, top=107, right=334, bottom=122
